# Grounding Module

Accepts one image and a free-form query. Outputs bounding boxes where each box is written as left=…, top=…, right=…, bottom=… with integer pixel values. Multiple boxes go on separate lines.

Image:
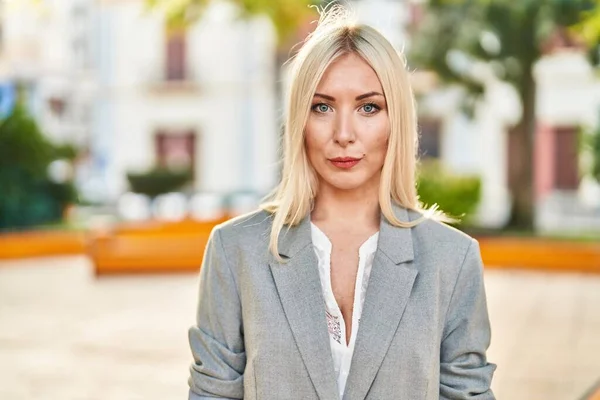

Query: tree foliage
left=146, top=0, right=323, bottom=44
left=0, top=101, right=78, bottom=230
left=412, top=0, right=600, bottom=97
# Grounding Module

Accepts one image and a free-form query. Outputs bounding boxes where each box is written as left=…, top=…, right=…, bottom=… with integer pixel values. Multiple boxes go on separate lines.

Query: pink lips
left=329, top=157, right=362, bottom=169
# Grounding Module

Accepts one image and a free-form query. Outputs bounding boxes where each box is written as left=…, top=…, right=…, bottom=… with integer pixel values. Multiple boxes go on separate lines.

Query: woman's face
left=305, top=52, right=390, bottom=193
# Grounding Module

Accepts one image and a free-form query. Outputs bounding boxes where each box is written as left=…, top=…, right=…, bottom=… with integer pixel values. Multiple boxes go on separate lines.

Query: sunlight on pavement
left=1, top=256, right=599, bottom=400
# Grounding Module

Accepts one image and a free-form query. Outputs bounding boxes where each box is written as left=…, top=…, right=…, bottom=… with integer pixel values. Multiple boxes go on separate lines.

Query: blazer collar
left=377, top=203, right=415, bottom=264
left=343, top=204, right=418, bottom=399
left=276, top=202, right=415, bottom=263
left=276, top=211, right=313, bottom=259
left=269, top=216, right=339, bottom=400
left=270, top=202, right=418, bottom=400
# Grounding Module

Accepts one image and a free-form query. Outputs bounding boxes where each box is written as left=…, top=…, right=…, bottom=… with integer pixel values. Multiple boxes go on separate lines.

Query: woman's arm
left=440, top=239, right=497, bottom=399
left=188, top=227, right=245, bottom=400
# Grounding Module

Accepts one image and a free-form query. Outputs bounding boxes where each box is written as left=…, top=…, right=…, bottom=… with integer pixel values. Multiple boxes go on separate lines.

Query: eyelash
left=361, top=103, right=381, bottom=113
left=310, top=102, right=382, bottom=114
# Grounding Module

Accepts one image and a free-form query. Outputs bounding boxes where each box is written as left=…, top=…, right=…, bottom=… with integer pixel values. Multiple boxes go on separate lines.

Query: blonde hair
left=260, top=5, right=447, bottom=259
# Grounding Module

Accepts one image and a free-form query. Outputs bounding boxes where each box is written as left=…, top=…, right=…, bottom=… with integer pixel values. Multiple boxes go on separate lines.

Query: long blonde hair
left=260, top=6, right=445, bottom=259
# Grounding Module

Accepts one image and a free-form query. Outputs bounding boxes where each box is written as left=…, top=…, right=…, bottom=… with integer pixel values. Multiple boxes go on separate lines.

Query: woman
left=188, top=7, right=496, bottom=400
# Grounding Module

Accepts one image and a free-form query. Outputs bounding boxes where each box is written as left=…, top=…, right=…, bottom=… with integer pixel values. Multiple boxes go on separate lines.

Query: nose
left=333, top=110, right=356, bottom=147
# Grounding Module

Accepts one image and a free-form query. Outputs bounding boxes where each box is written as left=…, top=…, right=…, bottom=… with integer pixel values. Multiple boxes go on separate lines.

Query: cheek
left=304, top=132, right=324, bottom=170
left=364, top=118, right=390, bottom=151
left=304, top=118, right=330, bottom=154
left=304, top=129, right=319, bottom=157
left=376, top=131, right=389, bottom=147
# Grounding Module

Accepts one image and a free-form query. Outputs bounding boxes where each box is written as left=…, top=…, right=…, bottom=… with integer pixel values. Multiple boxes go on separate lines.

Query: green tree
left=0, top=100, right=78, bottom=230
left=410, top=0, right=600, bottom=229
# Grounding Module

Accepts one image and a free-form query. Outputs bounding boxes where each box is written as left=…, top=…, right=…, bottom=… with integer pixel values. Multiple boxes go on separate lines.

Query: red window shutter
left=554, top=127, right=579, bottom=190
left=166, top=31, right=186, bottom=81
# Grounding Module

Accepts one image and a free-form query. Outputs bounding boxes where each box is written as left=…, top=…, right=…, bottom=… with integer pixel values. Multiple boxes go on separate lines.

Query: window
left=418, top=119, right=441, bottom=159
left=165, top=30, right=187, bottom=81
left=553, top=127, right=579, bottom=190
left=48, top=97, right=67, bottom=118
left=155, top=130, right=196, bottom=174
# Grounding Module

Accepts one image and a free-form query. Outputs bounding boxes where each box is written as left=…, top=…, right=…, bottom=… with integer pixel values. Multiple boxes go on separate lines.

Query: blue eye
left=361, top=103, right=380, bottom=114
left=312, top=103, right=331, bottom=113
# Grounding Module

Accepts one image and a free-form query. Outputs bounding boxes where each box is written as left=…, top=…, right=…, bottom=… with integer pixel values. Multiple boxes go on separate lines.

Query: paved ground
left=0, top=256, right=599, bottom=400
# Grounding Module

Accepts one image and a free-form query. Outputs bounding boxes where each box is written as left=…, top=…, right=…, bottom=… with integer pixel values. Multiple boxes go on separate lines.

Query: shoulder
left=408, top=209, right=475, bottom=246
left=212, top=208, right=274, bottom=247
left=407, top=208, right=478, bottom=265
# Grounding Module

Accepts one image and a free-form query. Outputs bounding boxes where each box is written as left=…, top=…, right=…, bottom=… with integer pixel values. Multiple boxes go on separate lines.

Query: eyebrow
left=313, top=91, right=384, bottom=102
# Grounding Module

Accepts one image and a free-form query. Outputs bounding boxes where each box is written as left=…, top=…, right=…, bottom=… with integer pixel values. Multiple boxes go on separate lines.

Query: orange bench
left=88, top=222, right=600, bottom=275
left=88, top=218, right=228, bottom=275
left=478, top=237, right=600, bottom=274
left=4, top=218, right=597, bottom=276
left=0, top=230, right=85, bottom=260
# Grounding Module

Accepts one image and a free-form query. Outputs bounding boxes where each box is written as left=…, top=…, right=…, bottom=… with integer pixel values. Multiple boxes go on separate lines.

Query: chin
left=324, top=176, right=371, bottom=191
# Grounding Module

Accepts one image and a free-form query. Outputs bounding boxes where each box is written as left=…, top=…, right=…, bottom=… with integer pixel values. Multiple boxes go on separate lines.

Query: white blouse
left=310, top=222, right=380, bottom=399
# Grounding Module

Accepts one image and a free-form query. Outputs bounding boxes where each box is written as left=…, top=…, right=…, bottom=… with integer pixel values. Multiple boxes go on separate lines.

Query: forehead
left=316, top=53, right=383, bottom=95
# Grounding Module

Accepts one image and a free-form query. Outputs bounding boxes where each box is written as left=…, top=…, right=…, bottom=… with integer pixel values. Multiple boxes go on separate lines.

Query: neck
left=311, top=179, right=381, bottom=230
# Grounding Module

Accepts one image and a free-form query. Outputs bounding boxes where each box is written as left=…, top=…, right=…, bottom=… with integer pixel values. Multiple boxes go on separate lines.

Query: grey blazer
left=188, top=205, right=496, bottom=399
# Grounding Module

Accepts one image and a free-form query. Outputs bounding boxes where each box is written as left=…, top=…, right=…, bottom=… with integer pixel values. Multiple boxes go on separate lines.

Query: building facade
left=92, top=0, right=279, bottom=203
left=1, top=0, right=280, bottom=206
left=1, top=0, right=598, bottom=229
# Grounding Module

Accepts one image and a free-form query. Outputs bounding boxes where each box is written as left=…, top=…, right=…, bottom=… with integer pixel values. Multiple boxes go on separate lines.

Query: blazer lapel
left=269, top=214, right=339, bottom=400
left=343, top=205, right=418, bottom=400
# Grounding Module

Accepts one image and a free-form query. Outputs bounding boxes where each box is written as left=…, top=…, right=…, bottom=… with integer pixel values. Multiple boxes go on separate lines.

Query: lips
left=329, top=157, right=362, bottom=169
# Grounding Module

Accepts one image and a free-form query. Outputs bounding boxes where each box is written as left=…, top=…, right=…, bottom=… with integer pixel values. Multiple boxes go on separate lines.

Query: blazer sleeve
left=440, top=238, right=497, bottom=399
left=188, top=227, right=245, bottom=400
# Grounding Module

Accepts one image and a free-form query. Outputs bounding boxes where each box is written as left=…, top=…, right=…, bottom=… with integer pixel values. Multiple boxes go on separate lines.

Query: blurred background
left=0, top=0, right=599, bottom=399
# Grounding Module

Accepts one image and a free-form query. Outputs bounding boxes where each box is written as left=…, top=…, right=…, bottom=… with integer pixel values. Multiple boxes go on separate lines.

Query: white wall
left=354, top=0, right=410, bottom=51
left=536, top=52, right=600, bottom=127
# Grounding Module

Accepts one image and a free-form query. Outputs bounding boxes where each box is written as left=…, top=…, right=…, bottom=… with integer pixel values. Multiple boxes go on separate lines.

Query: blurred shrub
left=417, top=160, right=481, bottom=224
left=0, top=103, right=78, bottom=230
left=52, top=143, right=79, bottom=161
left=0, top=103, right=54, bottom=177
left=127, top=168, right=193, bottom=198
left=0, top=169, right=76, bottom=230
